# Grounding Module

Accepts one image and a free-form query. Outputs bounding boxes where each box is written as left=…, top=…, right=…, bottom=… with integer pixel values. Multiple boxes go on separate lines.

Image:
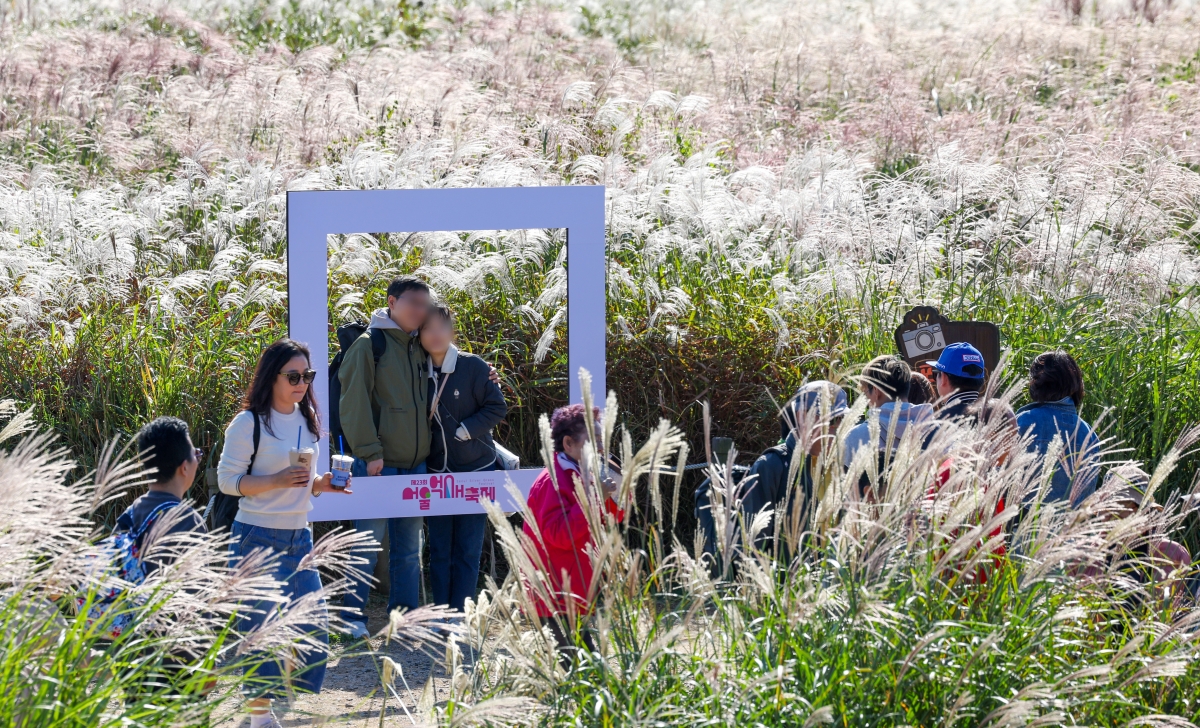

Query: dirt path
left=220, top=600, right=457, bottom=727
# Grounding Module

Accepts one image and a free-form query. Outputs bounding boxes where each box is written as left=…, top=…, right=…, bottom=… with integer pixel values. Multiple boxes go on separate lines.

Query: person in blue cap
left=926, top=342, right=987, bottom=422
left=739, top=381, right=850, bottom=554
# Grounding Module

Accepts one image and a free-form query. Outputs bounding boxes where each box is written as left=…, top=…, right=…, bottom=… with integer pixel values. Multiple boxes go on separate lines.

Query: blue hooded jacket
left=1015, top=397, right=1101, bottom=507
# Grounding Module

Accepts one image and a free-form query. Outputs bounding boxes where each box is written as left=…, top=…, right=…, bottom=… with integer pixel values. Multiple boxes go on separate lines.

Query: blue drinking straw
left=339, top=436, right=344, bottom=456
left=297, top=426, right=302, bottom=449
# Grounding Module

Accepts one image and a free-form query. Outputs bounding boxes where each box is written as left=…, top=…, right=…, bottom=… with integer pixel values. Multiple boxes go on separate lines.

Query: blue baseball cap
left=927, top=342, right=986, bottom=380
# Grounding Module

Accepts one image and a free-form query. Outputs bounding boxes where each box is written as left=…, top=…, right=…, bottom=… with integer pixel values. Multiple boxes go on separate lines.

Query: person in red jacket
left=522, top=403, right=621, bottom=661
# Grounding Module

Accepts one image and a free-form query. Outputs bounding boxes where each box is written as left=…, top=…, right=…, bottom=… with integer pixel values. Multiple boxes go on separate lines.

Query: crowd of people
left=104, top=275, right=1191, bottom=724
left=695, top=341, right=1191, bottom=594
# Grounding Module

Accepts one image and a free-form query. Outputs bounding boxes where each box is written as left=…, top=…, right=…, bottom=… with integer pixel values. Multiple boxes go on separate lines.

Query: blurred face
left=388, top=288, right=431, bottom=332
left=934, top=370, right=955, bottom=398
left=561, top=423, right=603, bottom=465
left=1112, top=498, right=1140, bottom=521
left=274, top=354, right=313, bottom=409
left=562, top=433, right=585, bottom=464
left=420, top=314, right=454, bottom=357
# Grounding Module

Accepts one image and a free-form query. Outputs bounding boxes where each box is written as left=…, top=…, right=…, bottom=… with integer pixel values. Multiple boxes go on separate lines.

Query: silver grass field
left=2, top=0, right=1200, bottom=724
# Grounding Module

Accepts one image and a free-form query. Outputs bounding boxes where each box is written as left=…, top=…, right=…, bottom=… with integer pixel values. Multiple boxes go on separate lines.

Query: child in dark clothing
left=116, top=416, right=207, bottom=576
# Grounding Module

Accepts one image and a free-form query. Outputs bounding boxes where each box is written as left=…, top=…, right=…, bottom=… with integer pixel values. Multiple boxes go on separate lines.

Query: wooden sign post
left=893, top=306, right=1001, bottom=379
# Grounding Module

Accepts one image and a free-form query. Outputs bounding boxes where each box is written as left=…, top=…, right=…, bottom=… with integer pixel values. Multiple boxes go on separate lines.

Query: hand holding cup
left=313, top=471, right=353, bottom=495
left=274, top=465, right=312, bottom=489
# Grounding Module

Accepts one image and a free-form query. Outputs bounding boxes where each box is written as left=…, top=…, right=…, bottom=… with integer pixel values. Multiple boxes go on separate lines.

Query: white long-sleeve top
left=217, top=406, right=319, bottom=530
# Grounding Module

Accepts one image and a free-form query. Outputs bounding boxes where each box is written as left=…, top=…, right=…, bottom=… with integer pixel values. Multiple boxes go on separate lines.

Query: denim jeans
left=426, top=510, right=487, bottom=612
left=342, top=459, right=426, bottom=619
left=228, top=521, right=328, bottom=699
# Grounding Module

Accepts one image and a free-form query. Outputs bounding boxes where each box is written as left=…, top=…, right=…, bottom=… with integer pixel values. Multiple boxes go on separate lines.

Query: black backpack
left=327, top=322, right=387, bottom=449
left=205, top=415, right=260, bottom=533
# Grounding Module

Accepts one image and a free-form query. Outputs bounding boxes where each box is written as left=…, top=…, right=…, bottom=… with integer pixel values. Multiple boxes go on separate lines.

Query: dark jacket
left=426, top=344, right=507, bottom=472
left=338, top=308, right=430, bottom=469
left=936, top=391, right=981, bottom=424
left=739, top=434, right=814, bottom=549
left=115, top=491, right=207, bottom=577
left=694, top=464, right=749, bottom=563
left=920, top=391, right=981, bottom=452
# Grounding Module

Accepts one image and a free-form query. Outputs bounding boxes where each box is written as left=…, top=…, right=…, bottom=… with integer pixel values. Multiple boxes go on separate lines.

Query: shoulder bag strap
left=246, top=413, right=261, bottom=475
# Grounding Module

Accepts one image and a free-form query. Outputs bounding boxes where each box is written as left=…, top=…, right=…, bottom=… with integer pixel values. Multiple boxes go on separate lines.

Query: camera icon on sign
left=902, top=321, right=947, bottom=358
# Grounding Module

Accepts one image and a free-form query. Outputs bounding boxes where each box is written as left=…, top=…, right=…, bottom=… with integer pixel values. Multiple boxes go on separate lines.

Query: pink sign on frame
left=285, top=186, right=606, bottom=522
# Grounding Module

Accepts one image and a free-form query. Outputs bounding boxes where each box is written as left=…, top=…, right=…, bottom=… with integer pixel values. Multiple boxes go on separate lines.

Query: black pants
left=544, top=616, right=597, bottom=668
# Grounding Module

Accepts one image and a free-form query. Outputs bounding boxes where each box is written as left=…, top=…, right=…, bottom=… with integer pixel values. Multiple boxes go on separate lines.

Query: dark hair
left=549, top=403, right=600, bottom=453
left=907, top=372, right=935, bottom=405
left=137, top=416, right=194, bottom=484
left=861, top=355, right=911, bottom=401
left=940, top=370, right=984, bottom=394
left=424, top=301, right=454, bottom=326
left=240, top=338, right=321, bottom=439
left=1028, top=350, right=1085, bottom=407
left=387, top=276, right=430, bottom=301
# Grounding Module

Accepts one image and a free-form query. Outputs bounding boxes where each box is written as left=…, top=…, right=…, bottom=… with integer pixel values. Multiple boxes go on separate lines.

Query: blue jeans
left=427, top=510, right=487, bottom=612
left=342, top=460, right=426, bottom=619
left=228, top=522, right=328, bottom=699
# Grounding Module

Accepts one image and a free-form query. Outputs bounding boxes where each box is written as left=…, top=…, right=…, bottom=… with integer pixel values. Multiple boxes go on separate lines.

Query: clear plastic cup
left=289, top=447, right=314, bottom=470
left=330, top=454, right=353, bottom=489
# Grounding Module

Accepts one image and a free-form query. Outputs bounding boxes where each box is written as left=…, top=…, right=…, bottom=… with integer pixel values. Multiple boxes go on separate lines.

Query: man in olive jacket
left=338, top=276, right=432, bottom=637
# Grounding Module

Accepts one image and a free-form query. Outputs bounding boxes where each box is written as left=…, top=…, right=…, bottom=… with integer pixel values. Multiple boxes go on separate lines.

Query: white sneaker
left=249, top=712, right=282, bottom=728
left=345, top=620, right=370, bottom=640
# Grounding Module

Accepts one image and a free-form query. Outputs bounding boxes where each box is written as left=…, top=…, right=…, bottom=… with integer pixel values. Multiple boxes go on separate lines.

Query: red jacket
left=930, top=458, right=1006, bottom=584
left=522, top=454, right=621, bottom=617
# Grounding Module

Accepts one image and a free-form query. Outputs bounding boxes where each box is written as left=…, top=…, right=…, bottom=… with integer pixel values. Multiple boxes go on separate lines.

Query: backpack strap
left=369, top=328, right=387, bottom=364
left=246, top=413, right=261, bottom=476
left=132, top=500, right=179, bottom=541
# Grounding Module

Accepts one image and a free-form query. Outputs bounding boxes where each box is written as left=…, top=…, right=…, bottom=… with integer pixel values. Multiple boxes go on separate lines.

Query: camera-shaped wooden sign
left=894, top=306, right=1001, bottom=379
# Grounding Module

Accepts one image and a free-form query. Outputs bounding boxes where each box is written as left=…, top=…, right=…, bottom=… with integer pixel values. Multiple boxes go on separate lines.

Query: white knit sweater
left=217, top=406, right=319, bottom=530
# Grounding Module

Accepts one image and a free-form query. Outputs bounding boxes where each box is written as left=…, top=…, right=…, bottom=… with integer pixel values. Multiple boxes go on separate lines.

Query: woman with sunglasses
left=216, top=338, right=350, bottom=728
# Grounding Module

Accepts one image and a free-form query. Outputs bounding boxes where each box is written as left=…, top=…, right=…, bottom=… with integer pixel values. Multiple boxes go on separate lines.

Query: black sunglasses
left=280, top=369, right=317, bottom=386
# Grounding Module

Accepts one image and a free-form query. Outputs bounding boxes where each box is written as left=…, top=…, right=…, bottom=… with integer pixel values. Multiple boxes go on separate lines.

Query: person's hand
left=313, top=472, right=353, bottom=495
left=488, top=365, right=500, bottom=385
left=273, top=465, right=312, bottom=489
left=366, top=459, right=384, bottom=476
left=600, top=472, right=618, bottom=497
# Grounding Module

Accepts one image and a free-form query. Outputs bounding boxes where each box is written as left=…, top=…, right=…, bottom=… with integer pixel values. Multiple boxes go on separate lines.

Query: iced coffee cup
left=289, top=447, right=314, bottom=471
left=330, top=454, right=353, bottom=489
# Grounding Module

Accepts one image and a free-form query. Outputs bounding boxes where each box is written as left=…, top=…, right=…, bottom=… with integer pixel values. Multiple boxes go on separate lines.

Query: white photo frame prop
left=286, top=186, right=606, bottom=522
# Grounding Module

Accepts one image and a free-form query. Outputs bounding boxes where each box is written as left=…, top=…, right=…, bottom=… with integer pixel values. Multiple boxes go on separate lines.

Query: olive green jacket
left=338, top=309, right=430, bottom=469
